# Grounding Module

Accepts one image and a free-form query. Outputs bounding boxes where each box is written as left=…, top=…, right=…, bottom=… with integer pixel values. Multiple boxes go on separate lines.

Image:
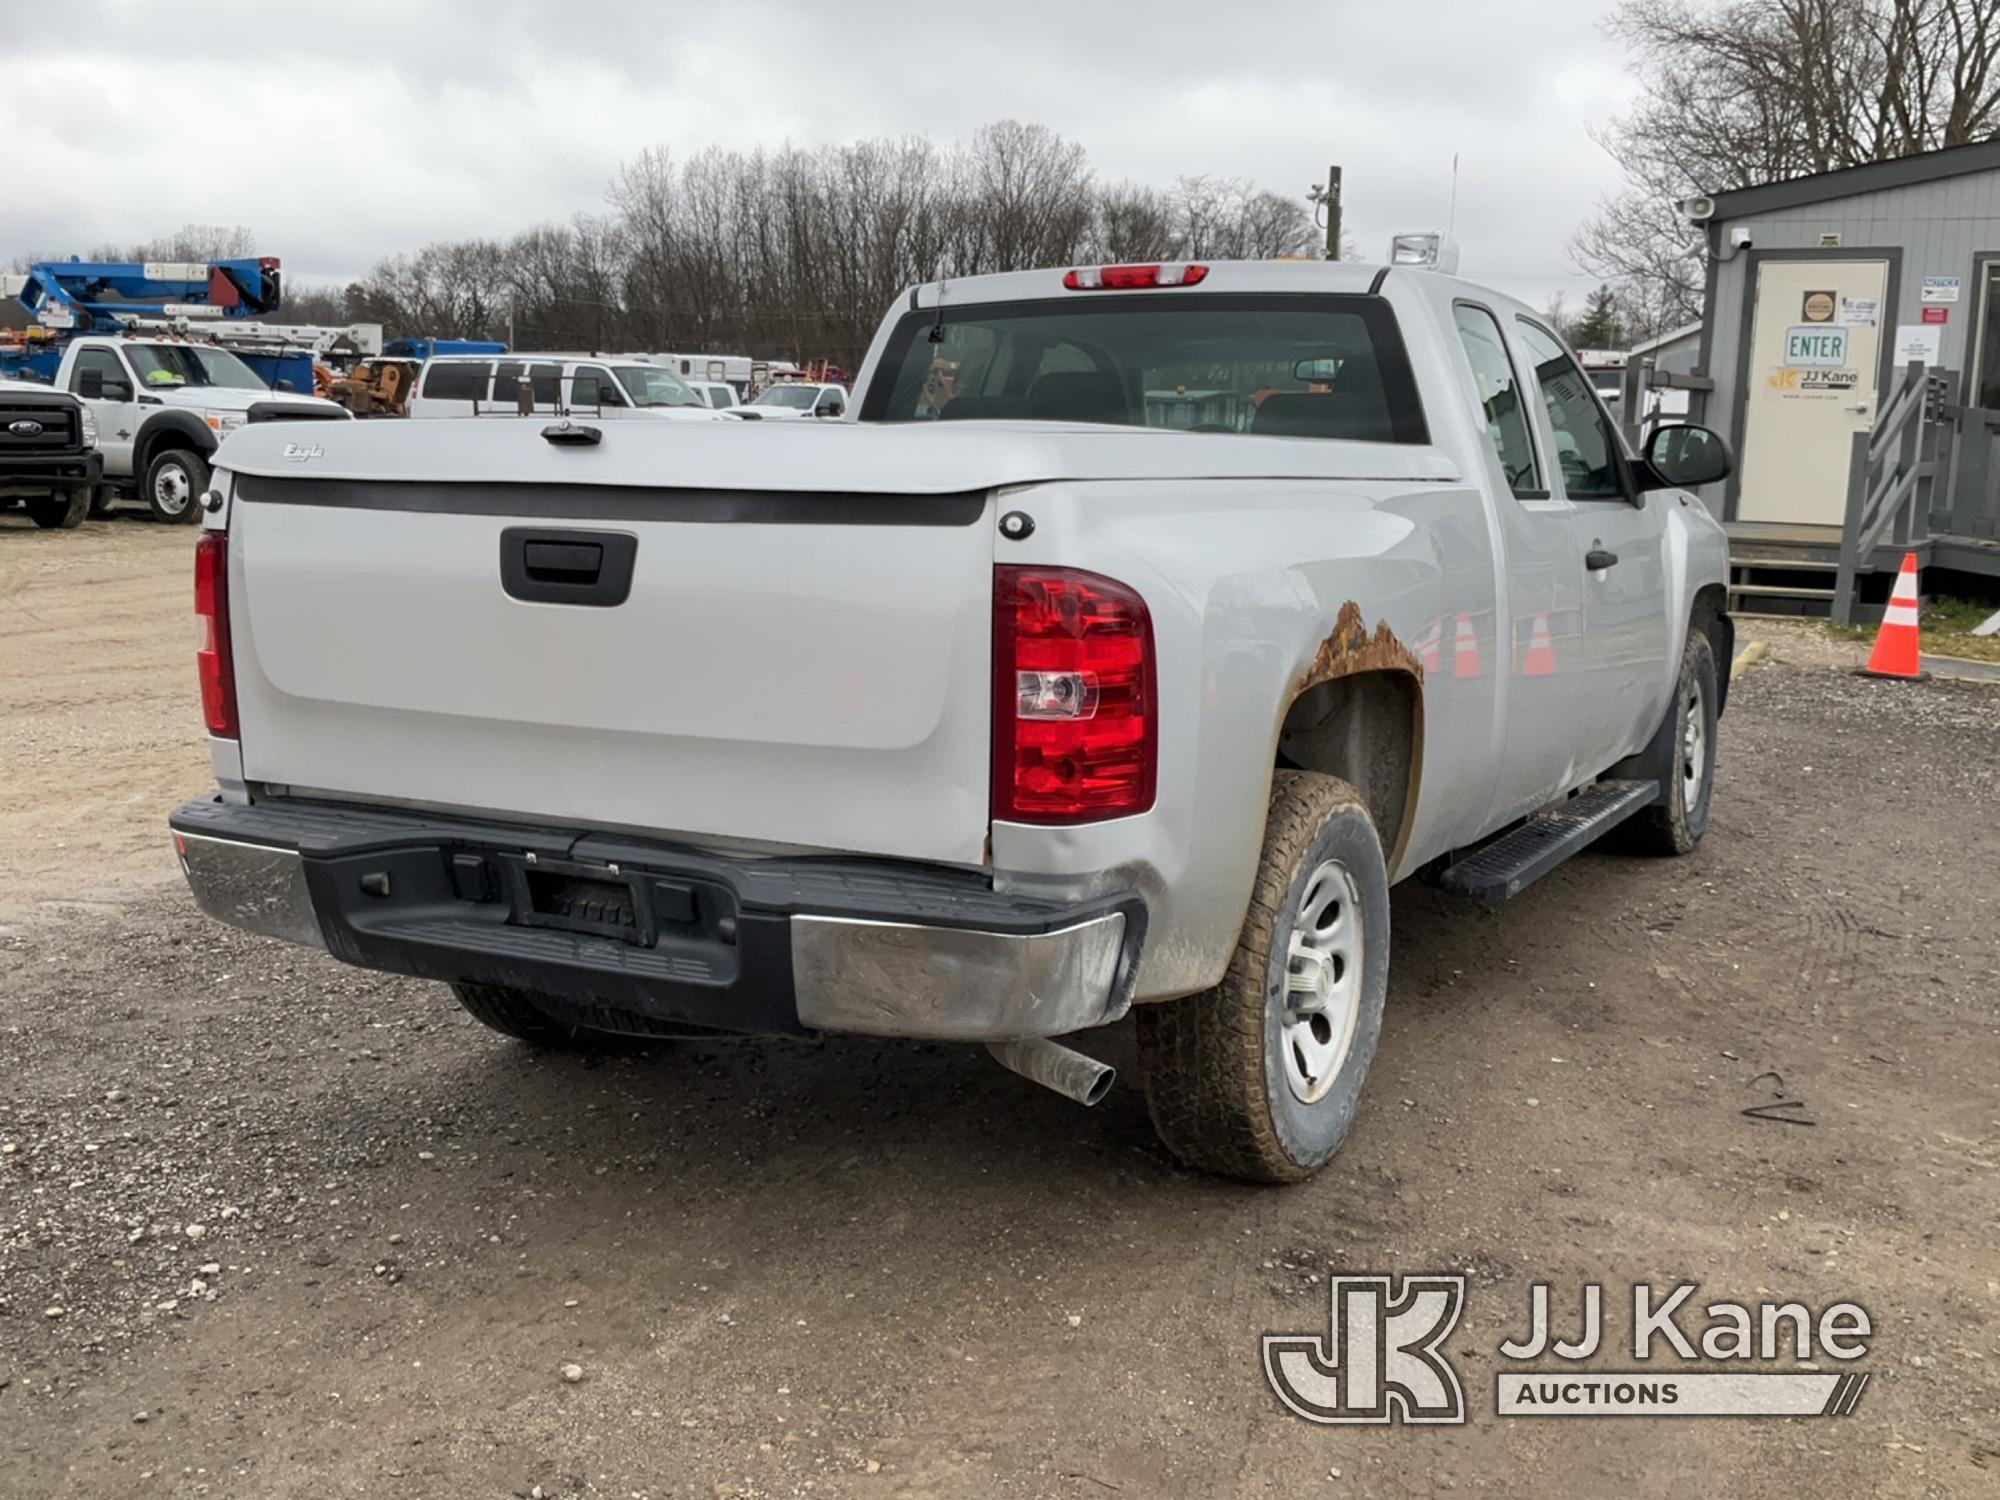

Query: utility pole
left=1307, top=166, right=1343, bottom=260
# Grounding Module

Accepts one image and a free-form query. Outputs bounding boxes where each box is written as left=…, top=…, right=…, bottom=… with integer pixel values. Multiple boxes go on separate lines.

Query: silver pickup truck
left=170, top=258, right=1734, bottom=1183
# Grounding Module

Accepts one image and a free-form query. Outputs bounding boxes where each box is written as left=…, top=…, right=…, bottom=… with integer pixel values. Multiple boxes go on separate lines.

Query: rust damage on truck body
left=1295, top=599, right=1425, bottom=694
left=1284, top=600, right=1427, bottom=878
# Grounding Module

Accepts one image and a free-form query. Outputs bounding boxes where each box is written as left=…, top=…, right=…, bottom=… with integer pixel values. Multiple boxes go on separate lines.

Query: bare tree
left=1578, top=0, right=2000, bottom=329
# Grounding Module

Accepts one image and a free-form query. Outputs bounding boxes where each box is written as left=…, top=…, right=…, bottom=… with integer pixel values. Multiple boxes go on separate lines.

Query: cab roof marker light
left=1387, top=231, right=1461, bottom=275
left=1062, top=263, right=1209, bottom=291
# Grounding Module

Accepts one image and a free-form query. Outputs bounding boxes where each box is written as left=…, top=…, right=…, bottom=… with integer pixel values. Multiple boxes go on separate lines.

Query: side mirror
left=818, top=403, right=844, bottom=418
left=1293, top=357, right=1341, bottom=384
left=77, top=370, right=104, bottom=400
left=1639, top=423, right=1734, bottom=490
left=274, top=379, right=296, bottom=394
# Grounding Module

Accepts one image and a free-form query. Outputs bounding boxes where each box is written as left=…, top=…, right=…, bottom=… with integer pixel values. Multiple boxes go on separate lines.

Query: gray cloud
left=4, top=0, right=1636, bottom=307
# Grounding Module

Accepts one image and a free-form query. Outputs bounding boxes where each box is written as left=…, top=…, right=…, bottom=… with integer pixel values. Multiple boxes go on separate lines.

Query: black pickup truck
left=0, top=379, right=101, bottom=529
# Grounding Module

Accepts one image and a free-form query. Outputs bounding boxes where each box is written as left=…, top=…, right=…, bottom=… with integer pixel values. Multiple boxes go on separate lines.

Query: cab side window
left=422, top=361, right=489, bottom=401
left=1452, top=305, right=1542, bottom=498
left=1515, top=320, right=1625, bottom=501
left=69, top=347, right=131, bottom=397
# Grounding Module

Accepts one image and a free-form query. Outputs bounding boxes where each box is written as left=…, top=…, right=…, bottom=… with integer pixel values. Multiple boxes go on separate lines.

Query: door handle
left=500, top=527, right=637, bottom=606
left=522, top=540, right=603, bottom=582
left=1585, top=548, right=1619, bottom=571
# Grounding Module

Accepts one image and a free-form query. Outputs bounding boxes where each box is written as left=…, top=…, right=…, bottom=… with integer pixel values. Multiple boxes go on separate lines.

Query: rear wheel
left=1135, top=771, right=1390, bottom=1183
left=145, top=448, right=209, bottom=524
left=25, top=491, right=88, bottom=529
left=1609, top=627, right=1718, bottom=856
left=449, top=982, right=651, bottom=1053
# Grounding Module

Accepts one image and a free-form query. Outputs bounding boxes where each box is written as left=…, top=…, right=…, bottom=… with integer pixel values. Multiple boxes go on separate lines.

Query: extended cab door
left=1514, top=319, right=1673, bottom=770
left=68, top=344, right=139, bottom=478
left=1448, top=302, right=1591, bottom=827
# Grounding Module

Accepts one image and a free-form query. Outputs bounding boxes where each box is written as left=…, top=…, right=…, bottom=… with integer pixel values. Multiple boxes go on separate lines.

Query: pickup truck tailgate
left=221, top=427, right=997, bottom=866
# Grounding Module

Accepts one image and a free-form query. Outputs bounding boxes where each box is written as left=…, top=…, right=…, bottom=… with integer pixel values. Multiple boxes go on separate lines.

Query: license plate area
left=495, top=854, right=731, bottom=948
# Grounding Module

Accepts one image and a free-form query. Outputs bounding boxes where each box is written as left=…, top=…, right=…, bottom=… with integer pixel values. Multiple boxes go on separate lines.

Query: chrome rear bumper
left=173, top=831, right=325, bottom=949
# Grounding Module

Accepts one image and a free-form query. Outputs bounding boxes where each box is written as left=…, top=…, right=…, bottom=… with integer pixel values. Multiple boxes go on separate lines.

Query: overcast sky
left=7, top=1, right=1639, bottom=310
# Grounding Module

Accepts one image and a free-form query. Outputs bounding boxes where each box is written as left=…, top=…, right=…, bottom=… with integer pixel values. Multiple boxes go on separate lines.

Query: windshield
left=125, top=344, right=267, bottom=392
left=862, top=293, right=1428, bottom=442
left=613, top=365, right=704, bottom=408
left=753, top=385, right=819, bottom=409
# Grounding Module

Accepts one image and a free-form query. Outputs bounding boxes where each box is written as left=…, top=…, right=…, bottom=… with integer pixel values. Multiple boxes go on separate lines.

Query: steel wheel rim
left=154, top=463, right=191, bottom=516
left=1681, top=676, right=1707, bottom=807
left=1279, top=858, right=1363, bottom=1105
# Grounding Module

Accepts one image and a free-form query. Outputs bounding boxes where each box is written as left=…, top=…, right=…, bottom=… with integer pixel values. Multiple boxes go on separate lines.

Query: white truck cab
left=406, top=355, right=724, bottom=422
left=57, top=336, right=347, bottom=522
left=731, top=381, right=849, bottom=421
left=685, top=380, right=739, bottom=411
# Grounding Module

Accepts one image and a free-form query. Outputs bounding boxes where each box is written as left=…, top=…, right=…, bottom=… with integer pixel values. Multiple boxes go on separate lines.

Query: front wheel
left=145, top=448, right=209, bottom=524
left=1135, top=771, right=1391, bottom=1183
left=1610, top=626, right=1718, bottom=856
left=25, top=491, right=89, bottom=529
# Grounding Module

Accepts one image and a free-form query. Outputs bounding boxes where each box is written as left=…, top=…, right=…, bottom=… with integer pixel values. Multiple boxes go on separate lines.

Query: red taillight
left=993, top=566, right=1156, bottom=824
left=1062, top=263, right=1209, bottom=291
left=194, top=528, right=238, bottom=738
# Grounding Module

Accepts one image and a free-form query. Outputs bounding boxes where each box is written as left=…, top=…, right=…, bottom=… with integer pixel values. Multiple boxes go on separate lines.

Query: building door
left=1736, top=258, right=1890, bottom=525
left=1972, top=260, right=2000, bottom=411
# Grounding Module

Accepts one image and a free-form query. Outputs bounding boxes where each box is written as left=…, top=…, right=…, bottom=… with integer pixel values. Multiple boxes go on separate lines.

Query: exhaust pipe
left=986, top=1038, right=1115, bottom=1107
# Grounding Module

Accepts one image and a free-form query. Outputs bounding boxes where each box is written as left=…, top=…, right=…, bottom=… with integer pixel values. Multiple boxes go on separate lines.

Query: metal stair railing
left=1831, top=361, right=1945, bottom=626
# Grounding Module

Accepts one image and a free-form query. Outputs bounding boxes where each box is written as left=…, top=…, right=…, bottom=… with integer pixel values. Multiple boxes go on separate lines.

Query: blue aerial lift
left=1, top=257, right=302, bottom=387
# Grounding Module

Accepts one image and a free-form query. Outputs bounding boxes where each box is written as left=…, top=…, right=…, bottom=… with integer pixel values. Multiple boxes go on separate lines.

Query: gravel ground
left=1, top=534, right=1997, bottom=1497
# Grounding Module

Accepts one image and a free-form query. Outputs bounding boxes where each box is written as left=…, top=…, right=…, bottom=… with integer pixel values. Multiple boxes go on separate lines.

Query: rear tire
left=25, top=491, right=88, bottom=529
left=1135, top=771, right=1390, bottom=1184
left=145, top=448, right=209, bottom=525
left=449, top=982, right=649, bottom=1053
left=1609, top=627, right=1718, bottom=856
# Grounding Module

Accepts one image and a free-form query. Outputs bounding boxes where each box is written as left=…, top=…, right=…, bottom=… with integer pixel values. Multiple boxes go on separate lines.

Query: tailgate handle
left=500, top=527, right=637, bottom=607
left=524, top=540, right=602, bottom=580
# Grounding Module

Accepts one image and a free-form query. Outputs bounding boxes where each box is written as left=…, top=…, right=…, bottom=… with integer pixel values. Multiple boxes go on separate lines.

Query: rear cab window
left=860, top=294, right=1428, bottom=443
left=422, top=361, right=492, bottom=401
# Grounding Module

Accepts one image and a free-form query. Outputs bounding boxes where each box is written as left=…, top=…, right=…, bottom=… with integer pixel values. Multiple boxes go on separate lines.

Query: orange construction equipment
left=1521, top=612, right=1556, bottom=676
left=1453, top=612, right=1481, bottom=679
left=1861, top=551, right=1926, bottom=680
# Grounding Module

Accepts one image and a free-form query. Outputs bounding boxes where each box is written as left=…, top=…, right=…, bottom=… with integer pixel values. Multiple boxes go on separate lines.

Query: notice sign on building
left=1784, top=325, right=1850, bottom=367
left=1920, top=276, right=1962, bottom=304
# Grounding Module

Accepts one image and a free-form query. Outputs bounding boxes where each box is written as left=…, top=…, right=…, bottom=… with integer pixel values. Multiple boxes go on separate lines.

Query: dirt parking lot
left=2, top=517, right=1997, bottom=1498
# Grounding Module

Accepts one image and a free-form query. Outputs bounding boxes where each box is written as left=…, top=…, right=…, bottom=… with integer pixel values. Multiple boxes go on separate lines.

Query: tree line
left=273, top=122, right=1318, bottom=367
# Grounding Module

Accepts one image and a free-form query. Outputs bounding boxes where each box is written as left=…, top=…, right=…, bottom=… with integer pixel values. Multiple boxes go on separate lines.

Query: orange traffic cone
left=1860, top=552, right=1926, bottom=681
left=1521, top=613, right=1556, bottom=677
left=1412, top=616, right=1444, bottom=674
left=1453, top=612, right=1481, bottom=679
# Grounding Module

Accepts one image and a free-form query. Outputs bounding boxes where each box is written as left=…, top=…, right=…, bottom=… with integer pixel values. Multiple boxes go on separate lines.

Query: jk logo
left=1263, top=1274, right=1467, bottom=1425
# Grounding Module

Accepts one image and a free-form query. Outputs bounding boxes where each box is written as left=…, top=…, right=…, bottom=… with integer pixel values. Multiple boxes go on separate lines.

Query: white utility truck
left=54, top=336, right=348, bottom=522
left=171, top=257, right=1734, bottom=1183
